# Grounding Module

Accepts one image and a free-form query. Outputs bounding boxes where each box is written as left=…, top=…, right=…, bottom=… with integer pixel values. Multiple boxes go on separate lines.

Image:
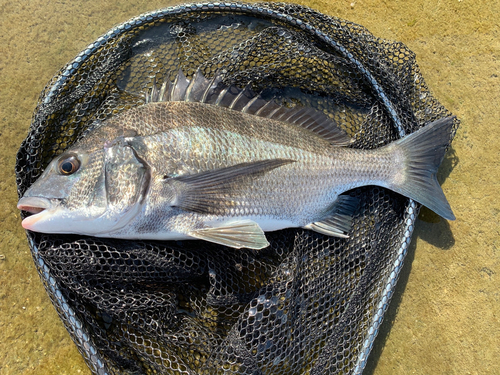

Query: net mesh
left=15, top=3, right=458, bottom=374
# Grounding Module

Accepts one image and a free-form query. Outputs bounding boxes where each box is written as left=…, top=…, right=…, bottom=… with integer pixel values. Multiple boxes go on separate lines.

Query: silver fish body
left=18, top=71, right=455, bottom=249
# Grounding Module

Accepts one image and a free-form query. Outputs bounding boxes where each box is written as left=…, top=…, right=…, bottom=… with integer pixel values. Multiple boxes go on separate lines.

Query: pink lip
left=21, top=214, right=44, bottom=230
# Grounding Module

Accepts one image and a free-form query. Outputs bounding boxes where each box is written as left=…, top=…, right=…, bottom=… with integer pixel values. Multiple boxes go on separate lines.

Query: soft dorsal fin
left=145, top=69, right=353, bottom=146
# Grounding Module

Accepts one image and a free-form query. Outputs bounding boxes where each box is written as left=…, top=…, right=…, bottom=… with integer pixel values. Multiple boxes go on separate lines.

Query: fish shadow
left=363, top=147, right=458, bottom=373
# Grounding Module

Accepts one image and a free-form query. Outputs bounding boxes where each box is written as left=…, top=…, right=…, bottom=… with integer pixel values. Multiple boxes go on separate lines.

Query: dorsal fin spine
left=215, top=86, right=229, bottom=106
left=145, top=70, right=353, bottom=146
left=254, top=101, right=272, bottom=116
left=159, top=81, right=169, bottom=102
left=171, top=69, right=189, bottom=101
left=267, top=107, right=282, bottom=118
left=229, top=86, right=247, bottom=110
left=241, top=95, right=260, bottom=113
left=184, top=71, right=197, bottom=101
left=200, top=72, right=220, bottom=103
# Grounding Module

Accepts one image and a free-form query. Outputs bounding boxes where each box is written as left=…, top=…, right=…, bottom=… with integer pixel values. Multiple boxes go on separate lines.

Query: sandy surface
left=0, top=0, right=498, bottom=374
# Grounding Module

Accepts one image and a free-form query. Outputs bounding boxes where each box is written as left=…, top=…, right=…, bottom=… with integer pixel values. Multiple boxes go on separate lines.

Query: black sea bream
left=18, top=70, right=455, bottom=249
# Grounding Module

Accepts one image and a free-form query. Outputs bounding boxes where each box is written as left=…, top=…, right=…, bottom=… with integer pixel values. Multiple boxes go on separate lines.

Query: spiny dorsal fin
left=146, top=69, right=353, bottom=146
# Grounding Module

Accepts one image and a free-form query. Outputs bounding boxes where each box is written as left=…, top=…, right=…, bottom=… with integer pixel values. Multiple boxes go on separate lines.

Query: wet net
left=15, top=3, right=458, bottom=374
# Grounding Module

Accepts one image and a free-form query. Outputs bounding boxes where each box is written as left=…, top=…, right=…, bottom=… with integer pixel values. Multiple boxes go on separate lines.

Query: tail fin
left=388, top=117, right=456, bottom=220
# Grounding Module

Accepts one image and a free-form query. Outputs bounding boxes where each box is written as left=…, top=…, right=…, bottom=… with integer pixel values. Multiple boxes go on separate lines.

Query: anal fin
left=304, top=195, right=359, bottom=238
left=189, top=220, right=269, bottom=250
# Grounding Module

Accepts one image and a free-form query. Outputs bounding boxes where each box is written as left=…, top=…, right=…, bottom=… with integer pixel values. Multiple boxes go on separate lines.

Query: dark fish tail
left=387, top=117, right=456, bottom=220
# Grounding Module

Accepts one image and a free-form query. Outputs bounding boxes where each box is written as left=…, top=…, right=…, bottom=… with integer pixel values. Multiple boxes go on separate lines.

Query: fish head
left=18, top=132, right=150, bottom=236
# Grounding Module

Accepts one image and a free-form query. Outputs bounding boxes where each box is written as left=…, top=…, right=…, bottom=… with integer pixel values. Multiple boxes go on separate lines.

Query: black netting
left=15, top=3, right=458, bottom=374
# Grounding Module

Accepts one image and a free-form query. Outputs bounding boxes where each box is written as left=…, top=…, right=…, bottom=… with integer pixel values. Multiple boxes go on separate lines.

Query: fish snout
left=17, top=197, right=57, bottom=231
left=17, top=196, right=53, bottom=214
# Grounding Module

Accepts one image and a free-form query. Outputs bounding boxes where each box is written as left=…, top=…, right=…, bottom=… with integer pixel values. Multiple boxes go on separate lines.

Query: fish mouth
left=17, top=197, right=53, bottom=230
left=18, top=196, right=51, bottom=213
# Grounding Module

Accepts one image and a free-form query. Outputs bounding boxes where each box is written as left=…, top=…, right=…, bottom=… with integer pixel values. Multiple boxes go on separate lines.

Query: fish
left=17, top=69, right=455, bottom=250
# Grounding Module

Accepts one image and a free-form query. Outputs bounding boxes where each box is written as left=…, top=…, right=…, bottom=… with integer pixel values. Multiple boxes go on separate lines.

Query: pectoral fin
left=304, top=195, right=359, bottom=238
left=189, top=220, right=269, bottom=249
left=171, top=159, right=294, bottom=214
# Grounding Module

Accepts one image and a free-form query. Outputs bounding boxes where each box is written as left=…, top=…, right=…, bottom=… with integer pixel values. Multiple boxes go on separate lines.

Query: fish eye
left=57, top=155, right=80, bottom=175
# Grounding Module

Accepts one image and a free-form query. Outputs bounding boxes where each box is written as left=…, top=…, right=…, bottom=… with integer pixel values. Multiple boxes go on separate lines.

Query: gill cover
left=103, top=138, right=150, bottom=224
